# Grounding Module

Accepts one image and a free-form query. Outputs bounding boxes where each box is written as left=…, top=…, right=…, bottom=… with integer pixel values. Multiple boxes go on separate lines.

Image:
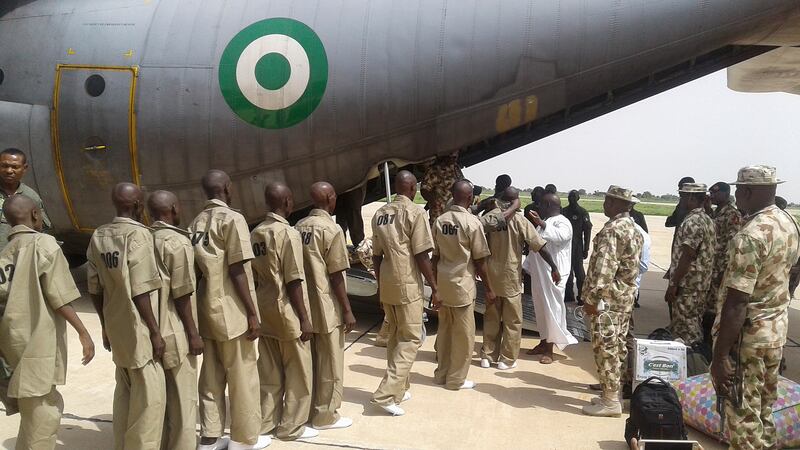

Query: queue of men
left=0, top=156, right=797, bottom=450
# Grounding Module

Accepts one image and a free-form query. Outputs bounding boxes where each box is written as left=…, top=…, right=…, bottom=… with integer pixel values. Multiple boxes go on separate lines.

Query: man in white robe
left=523, top=192, right=578, bottom=363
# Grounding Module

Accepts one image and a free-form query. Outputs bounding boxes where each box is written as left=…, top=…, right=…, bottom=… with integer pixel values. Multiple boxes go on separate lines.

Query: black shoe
left=576, top=299, right=584, bottom=306
left=565, top=297, right=575, bottom=303
left=622, top=384, right=633, bottom=400
left=588, top=383, right=602, bottom=391
left=634, top=301, right=640, bottom=308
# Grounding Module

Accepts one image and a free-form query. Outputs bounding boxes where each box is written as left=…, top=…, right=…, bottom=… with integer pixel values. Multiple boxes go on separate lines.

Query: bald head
left=3, top=194, right=41, bottom=230
left=264, top=182, right=294, bottom=218
left=309, top=181, right=337, bottom=213
left=112, top=182, right=145, bottom=221
left=201, top=170, right=232, bottom=203
left=540, top=192, right=561, bottom=219
left=147, top=190, right=181, bottom=226
left=394, top=170, right=417, bottom=198
left=451, top=180, right=473, bottom=207
left=501, top=186, right=520, bottom=203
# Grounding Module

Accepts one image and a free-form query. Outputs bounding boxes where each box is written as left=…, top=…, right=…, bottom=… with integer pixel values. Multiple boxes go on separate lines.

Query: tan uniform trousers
left=434, top=303, right=475, bottom=389
left=162, top=356, right=197, bottom=450
left=375, top=317, right=390, bottom=346
left=311, top=326, right=344, bottom=428
left=258, top=337, right=312, bottom=439
left=480, top=295, right=523, bottom=365
left=113, top=360, right=166, bottom=450
left=15, top=387, right=63, bottom=450
left=199, top=335, right=260, bottom=445
left=372, top=299, right=423, bottom=406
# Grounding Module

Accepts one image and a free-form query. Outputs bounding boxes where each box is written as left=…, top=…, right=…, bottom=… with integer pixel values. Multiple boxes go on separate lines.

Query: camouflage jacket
left=669, top=208, right=716, bottom=294
left=712, top=202, right=742, bottom=280
left=421, top=158, right=463, bottom=221
left=583, top=212, right=643, bottom=314
left=715, top=205, right=800, bottom=348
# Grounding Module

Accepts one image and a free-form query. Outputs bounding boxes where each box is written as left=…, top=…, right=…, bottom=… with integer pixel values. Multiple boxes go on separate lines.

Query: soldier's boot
left=583, top=391, right=621, bottom=417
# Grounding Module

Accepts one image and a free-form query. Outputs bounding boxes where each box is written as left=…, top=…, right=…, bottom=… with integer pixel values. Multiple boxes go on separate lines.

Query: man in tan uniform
left=191, top=171, right=269, bottom=450
left=147, top=190, right=204, bottom=450
left=87, top=183, right=166, bottom=450
left=0, top=149, right=51, bottom=251
left=432, top=180, right=494, bottom=390
left=0, top=195, right=94, bottom=450
left=295, top=182, right=356, bottom=430
left=479, top=187, right=560, bottom=370
left=252, top=182, right=318, bottom=440
left=371, top=170, right=439, bottom=416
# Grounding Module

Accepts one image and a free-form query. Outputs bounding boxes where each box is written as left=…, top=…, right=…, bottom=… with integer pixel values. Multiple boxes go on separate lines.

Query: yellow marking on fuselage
left=66, top=48, right=76, bottom=55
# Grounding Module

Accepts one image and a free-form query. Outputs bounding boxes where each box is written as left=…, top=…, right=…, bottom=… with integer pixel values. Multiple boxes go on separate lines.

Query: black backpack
left=625, top=377, right=687, bottom=443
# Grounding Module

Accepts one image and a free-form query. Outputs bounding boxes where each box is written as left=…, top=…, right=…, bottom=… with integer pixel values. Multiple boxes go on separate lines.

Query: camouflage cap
left=603, top=185, right=639, bottom=204
left=678, top=182, right=708, bottom=193
left=730, top=165, right=785, bottom=185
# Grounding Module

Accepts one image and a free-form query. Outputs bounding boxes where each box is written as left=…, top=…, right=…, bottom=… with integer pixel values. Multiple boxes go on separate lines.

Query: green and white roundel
left=219, top=18, right=328, bottom=129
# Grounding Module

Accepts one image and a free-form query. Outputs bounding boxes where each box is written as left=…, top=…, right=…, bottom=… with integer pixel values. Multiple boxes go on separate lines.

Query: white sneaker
left=314, top=416, right=353, bottom=430
left=401, top=391, right=412, bottom=402
left=228, top=435, right=271, bottom=450
left=198, top=437, right=230, bottom=450
left=459, top=380, right=475, bottom=390
left=297, top=427, right=319, bottom=440
left=480, top=358, right=491, bottom=368
left=378, top=403, right=405, bottom=416
left=497, top=361, right=517, bottom=370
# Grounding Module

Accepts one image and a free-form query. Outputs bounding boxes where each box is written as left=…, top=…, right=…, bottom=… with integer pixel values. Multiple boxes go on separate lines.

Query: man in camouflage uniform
left=707, top=182, right=742, bottom=314
left=582, top=186, right=643, bottom=417
left=711, top=166, right=800, bottom=450
left=420, top=152, right=463, bottom=225
left=665, top=183, right=716, bottom=345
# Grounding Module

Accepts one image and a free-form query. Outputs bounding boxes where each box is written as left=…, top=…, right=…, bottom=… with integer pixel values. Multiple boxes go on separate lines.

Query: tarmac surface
left=1, top=209, right=799, bottom=449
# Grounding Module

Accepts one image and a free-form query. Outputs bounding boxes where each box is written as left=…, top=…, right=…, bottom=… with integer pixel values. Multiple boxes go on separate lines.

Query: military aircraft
left=0, top=0, right=799, bottom=259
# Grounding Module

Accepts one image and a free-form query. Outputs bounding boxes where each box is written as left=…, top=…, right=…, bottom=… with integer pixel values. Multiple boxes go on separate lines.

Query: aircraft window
left=0, top=69, right=4, bottom=85
left=85, top=74, right=105, bottom=97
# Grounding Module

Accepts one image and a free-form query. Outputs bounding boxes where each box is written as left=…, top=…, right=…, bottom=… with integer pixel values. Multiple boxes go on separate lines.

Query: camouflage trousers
left=668, top=290, right=704, bottom=344
left=590, top=310, right=631, bottom=394
left=724, top=345, right=781, bottom=450
left=427, top=198, right=447, bottom=226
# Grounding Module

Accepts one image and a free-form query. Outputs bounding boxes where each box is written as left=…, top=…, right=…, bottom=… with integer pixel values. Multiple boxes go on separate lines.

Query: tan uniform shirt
left=433, top=205, right=490, bottom=307
left=0, top=183, right=52, bottom=251
left=87, top=217, right=162, bottom=369
left=151, top=221, right=196, bottom=370
left=295, top=209, right=350, bottom=334
left=482, top=209, right=545, bottom=298
left=371, top=195, right=433, bottom=305
left=0, top=226, right=80, bottom=398
left=189, top=199, right=257, bottom=342
left=251, top=212, right=310, bottom=341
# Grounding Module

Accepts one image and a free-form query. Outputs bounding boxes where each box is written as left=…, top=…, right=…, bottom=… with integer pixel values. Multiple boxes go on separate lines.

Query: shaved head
left=147, top=190, right=181, bottom=226
left=3, top=194, right=41, bottom=230
left=201, top=170, right=232, bottom=203
left=264, top=181, right=294, bottom=217
left=540, top=192, right=561, bottom=218
left=310, top=181, right=337, bottom=213
left=394, top=170, right=417, bottom=198
left=501, top=186, right=520, bottom=203
left=112, top=182, right=145, bottom=220
left=451, top=180, right=473, bottom=207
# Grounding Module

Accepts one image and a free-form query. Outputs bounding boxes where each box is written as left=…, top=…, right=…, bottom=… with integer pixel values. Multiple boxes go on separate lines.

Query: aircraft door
left=53, top=65, right=141, bottom=231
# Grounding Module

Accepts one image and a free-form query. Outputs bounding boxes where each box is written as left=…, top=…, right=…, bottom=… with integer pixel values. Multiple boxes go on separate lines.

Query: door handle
left=83, top=145, right=108, bottom=151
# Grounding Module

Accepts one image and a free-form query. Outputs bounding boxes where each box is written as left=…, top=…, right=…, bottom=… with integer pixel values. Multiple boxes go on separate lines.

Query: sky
left=463, top=70, right=800, bottom=203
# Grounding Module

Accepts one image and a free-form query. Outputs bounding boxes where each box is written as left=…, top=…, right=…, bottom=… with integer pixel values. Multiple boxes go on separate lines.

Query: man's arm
left=414, top=251, right=438, bottom=306
left=174, top=295, right=203, bottom=355
left=535, top=245, right=561, bottom=285
left=229, top=262, right=260, bottom=341
left=286, top=279, right=312, bottom=341
left=330, top=270, right=356, bottom=332
left=582, top=213, right=592, bottom=259
left=665, top=244, right=697, bottom=303
left=132, top=292, right=165, bottom=360
left=474, top=257, right=495, bottom=305
left=502, top=198, right=521, bottom=221
left=710, top=288, right=749, bottom=397
left=430, top=254, right=440, bottom=309
left=56, top=304, right=95, bottom=365
left=89, top=293, right=110, bottom=352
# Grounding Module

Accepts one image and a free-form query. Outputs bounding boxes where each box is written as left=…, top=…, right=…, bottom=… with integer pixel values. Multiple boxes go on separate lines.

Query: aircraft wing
left=728, top=47, right=800, bottom=95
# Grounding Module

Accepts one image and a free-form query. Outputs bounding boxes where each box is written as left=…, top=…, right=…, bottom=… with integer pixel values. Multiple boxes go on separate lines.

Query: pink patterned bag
left=676, top=373, right=800, bottom=448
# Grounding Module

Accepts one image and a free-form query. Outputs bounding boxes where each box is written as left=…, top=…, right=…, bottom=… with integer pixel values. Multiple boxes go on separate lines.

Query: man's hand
left=527, top=210, right=545, bottom=228
left=582, top=250, right=589, bottom=260
left=665, top=284, right=678, bottom=304
left=79, top=332, right=95, bottom=365
left=246, top=314, right=260, bottom=341
left=300, top=319, right=314, bottom=342
left=710, top=356, right=734, bottom=398
left=102, top=328, right=111, bottom=352
left=583, top=303, right=599, bottom=316
left=485, top=288, right=497, bottom=306
left=551, top=269, right=561, bottom=285
left=431, top=290, right=442, bottom=310
left=150, top=331, right=166, bottom=360
left=188, top=333, right=204, bottom=356
left=343, top=311, right=357, bottom=333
